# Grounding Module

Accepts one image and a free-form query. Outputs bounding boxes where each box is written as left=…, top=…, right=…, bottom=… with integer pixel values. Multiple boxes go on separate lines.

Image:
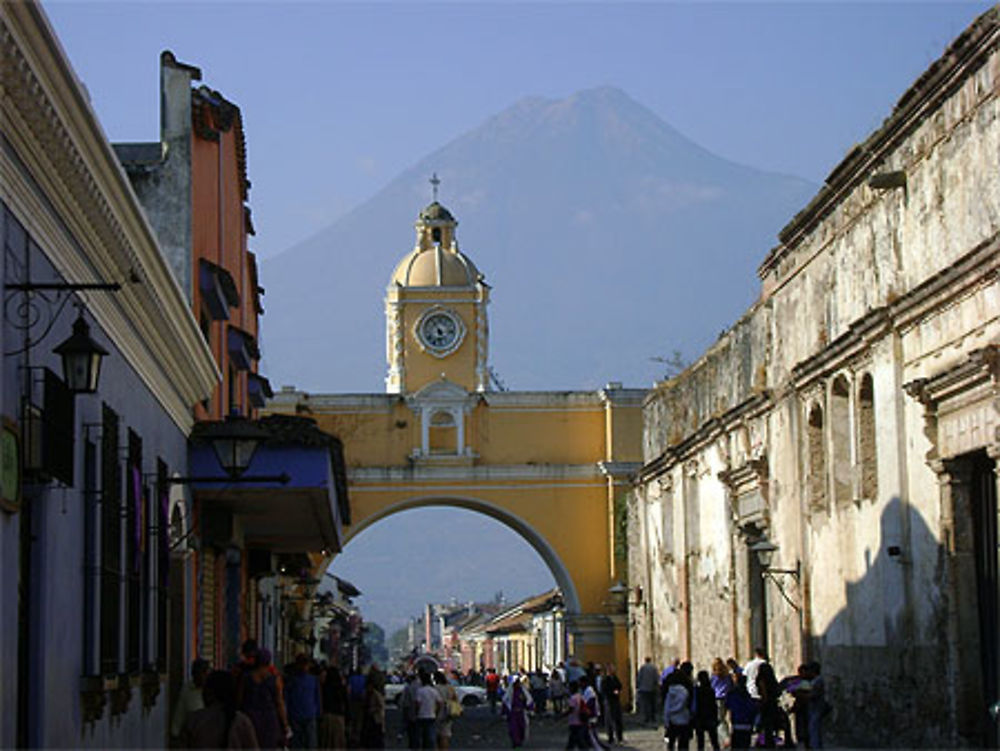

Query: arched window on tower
left=808, top=403, right=827, bottom=511
left=858, top=373, right=877, bottom=500
left=428, top=410, right=458, bottom=454
left=830, top=375, right=852, bottom=505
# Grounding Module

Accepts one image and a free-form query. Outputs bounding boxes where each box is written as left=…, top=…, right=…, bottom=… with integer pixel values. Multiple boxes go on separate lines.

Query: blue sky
left=45, top=1, right=992, bottom=260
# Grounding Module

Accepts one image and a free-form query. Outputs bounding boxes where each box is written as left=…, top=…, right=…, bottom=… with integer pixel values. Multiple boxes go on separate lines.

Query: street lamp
left=749, top=538, right=778, bottom=569
left=171, top=417, right=290, bottom=485
left=199, top=416, right=271, bottom=478
left=606, top=580, right=628, bottom=614
left=52, top=310, right=109, bottom=393
left=749, top=536, right=801, bottom=611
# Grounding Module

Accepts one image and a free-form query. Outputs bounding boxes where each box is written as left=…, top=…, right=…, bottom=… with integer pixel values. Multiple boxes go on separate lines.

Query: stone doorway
left=968, top=451, right=998, bottom=747
left=748, top=543, right=768, bottom=657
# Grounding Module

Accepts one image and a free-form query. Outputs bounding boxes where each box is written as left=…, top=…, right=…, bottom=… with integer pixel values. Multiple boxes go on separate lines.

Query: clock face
left=417, top=309, right=464, bottom=355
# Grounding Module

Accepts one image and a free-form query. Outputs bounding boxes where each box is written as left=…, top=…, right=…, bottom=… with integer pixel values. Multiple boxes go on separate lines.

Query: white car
left=455, top=685, right=487, bottom=706
left=384, top=682, right=486, bottom=706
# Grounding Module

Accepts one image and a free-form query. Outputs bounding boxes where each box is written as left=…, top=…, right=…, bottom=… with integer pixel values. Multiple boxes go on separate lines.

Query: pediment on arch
left=407, top=378, right=472, bottom=406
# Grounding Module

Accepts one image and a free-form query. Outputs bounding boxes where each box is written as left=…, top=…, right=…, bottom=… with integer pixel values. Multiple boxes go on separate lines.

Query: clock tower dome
left=385, top=197, right=489, bottom=394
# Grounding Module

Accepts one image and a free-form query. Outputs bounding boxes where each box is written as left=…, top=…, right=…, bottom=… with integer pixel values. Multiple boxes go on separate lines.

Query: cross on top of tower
left=430, top=173, right=441, bottom=202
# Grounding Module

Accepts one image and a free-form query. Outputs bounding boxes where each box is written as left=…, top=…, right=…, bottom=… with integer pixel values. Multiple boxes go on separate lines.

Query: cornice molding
left=638, top=390, right=772, bottom=482
left=1, top=4, right=219, bottom=429
left=790, top=233, right=999, bottom=390
left=349, top=463, right=605, bottom=484
left=760, top=7, right=999, bottom=277
left=904, top=344, right=999, bottom=409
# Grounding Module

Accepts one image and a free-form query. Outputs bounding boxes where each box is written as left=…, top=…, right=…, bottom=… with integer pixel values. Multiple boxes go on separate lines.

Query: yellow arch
left=343, top=494, right=583, bottom=614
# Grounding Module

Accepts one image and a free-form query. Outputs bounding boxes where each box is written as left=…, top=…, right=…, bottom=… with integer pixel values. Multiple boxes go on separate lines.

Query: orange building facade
left=117, top=53, right=347, bottom=714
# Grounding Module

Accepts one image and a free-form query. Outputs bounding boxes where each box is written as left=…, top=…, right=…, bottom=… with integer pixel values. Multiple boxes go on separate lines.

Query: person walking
left=725, top=674, right=756, bottom=751
left=529, top=668, right=549, bottom=715
left=601, top=663, right=624, bottom=744
left=237, top=648, right=289, bottom=750
left=503, top=675, right=534, bottom=748
left=709, top=658, right=733, bottom=746
left=550, top=668, right=569, bottom=715
left=694, top=670, right=720, bottom=751
left=565, top=681, right=590, bottom=750
left=433, top=670, right=459, bottom=751
left=285, top=654, right=321, bottom=749
left=181, top=669, right=259, bottom=749
left=415, top=670, right=443, bottom=750
left=361, top=666, right=387, bottom=749
left=635, top=657, right=660, bottom=726
left=781, top=664, right=811, bottom=748
left=580, top=674, right=605, bottom=750
left=755, top=662, right=781, bottom=748
left=743, top=648, right=767, bottom=701
left=347, top=668, right=367, bottom=747
left=399, top=673, right=422, bottom=749
left=806, top=662, right=828, bottom=749
left=663, top=667, right=693, bottom=751
left=172, top=658, right=210, bottom=745
left=318, top=665, right=348, bottom=750
left=485, top=668, right=501, bottom=715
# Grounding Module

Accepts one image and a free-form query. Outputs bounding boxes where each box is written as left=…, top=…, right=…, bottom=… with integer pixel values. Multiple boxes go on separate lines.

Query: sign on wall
left=1, top=418, right=22, bottom=512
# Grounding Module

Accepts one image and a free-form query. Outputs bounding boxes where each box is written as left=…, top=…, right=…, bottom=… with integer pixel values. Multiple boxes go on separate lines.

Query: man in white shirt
left=415, top=671, right=443, bottom=749
left=743, top=647, right=768, bottom=700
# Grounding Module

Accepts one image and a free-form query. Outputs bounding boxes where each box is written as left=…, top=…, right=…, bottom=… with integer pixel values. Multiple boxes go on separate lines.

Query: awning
left=188, top=415, right=349, bottom=553
left=248, top=372, right=273, bottom=408
left=199, top=259, right=240, bottom=320
left=227, top=326, right=258, bottom=371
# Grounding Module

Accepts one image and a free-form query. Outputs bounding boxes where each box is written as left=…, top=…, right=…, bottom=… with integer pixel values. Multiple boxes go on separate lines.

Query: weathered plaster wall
left=630, top=10, right=999, bottom=747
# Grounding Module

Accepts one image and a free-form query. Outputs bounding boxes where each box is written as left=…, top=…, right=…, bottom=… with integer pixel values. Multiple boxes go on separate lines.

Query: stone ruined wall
left=643, top=307, right=770, bottom=462
left=764, top=30, right=1000, bottom=385
left=629, top=10, right=999, bottom=746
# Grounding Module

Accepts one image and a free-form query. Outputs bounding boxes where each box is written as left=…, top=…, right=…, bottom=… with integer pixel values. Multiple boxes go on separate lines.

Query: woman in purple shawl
left=502, top=676, right=534, bottom=748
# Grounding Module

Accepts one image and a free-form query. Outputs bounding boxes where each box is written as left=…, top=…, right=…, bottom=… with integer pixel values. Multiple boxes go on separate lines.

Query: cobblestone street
left=385, top=704, right=679, bottom=751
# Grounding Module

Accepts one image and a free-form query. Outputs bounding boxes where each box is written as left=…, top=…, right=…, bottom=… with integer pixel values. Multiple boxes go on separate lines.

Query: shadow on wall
left=813, top=496, right=994, bottom=748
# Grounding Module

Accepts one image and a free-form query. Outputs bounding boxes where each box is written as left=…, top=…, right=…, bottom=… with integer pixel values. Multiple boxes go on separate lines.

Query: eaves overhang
left=1, top=3, right=219, bottom=431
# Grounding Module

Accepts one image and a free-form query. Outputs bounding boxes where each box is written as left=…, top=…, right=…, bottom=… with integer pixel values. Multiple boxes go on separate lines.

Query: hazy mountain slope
left=259, top=86, right=814, bottom=392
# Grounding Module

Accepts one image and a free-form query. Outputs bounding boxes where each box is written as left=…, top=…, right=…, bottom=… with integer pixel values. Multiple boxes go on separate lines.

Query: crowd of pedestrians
left=169, top=647, right=830, bottom=750
left=638, top=648, right=830, bottom=751
left=444, top=659, right=629, bottom=750
left=169, top=640, right=388, bottom=750
left=397, top=668, right=464, bottom=750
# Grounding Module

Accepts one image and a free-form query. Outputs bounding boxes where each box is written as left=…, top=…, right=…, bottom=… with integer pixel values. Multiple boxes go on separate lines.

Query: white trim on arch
left=343, top=494, right=583, bottom=615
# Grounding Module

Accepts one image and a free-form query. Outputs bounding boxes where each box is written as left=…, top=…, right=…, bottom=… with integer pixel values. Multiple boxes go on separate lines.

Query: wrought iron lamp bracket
left=4, top=282, right=121, bottom=357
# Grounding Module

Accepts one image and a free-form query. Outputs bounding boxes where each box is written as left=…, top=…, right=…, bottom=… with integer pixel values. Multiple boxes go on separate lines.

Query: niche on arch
left=428, top=410, right=458, bottom=455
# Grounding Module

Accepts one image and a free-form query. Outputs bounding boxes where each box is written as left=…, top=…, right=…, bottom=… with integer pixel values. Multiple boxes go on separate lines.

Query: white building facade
left=628, top=8, right=999, bottom=747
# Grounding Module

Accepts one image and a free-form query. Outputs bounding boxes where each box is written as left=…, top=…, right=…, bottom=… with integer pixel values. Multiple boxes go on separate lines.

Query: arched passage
left=343, top=495, right=582, bottom=615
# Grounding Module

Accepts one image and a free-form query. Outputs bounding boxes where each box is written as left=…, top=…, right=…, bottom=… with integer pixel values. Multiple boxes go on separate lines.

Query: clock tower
left=385, top=199, right=489, bottom=394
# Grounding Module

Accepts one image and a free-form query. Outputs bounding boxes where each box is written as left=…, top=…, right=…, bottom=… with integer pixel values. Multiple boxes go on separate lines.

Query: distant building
left=627, top=7, right=999, bottom=747
left=314, top=575, right=363, bottom=669
left=482, top=589, right=565, bottom=674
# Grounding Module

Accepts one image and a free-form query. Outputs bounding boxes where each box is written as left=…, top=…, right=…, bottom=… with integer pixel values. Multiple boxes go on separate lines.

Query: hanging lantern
left=52, top=311, right=109, bottom=394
